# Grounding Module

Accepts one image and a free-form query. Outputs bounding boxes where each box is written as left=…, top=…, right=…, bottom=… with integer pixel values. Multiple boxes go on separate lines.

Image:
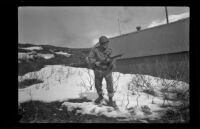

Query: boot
left=107, top=97, right=117, bottom=107
left=94, top=95, right=104, bottom=104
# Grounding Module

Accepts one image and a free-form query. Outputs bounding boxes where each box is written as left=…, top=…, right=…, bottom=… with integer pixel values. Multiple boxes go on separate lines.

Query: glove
left=95, top=61, right=101, bottom=66
left=102, top=65, right=108, bottom=69
left=106, top=58, right=111, bottom=62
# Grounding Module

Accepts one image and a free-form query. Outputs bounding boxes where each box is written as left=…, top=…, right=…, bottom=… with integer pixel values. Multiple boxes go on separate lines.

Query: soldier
left=87, top=36, right=117, bottom=107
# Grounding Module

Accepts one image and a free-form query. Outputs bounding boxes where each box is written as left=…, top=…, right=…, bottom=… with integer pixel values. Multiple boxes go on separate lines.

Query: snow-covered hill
left=18, top=65, right=189, bottom=122
left=18, top=44, right=90, bottom=76
left=18, top=46, right=72, bottom=61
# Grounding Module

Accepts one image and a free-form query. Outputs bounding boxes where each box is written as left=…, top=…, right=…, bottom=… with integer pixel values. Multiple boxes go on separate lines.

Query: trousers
left=94, top=70, right=114, bottom=97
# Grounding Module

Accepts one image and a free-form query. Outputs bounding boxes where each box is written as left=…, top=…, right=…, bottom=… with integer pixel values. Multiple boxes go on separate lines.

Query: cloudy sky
left=18, top=6, right=189, bottom=48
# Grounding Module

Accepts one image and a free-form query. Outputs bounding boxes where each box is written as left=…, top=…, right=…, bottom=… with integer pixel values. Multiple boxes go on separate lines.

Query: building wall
left=109, top=18, right=189, bottom=59
left=113, top=52, right=189, bottom=83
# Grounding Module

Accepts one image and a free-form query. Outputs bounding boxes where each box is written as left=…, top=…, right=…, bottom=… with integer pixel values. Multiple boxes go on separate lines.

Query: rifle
left=97, top=53, right=123, bottom=71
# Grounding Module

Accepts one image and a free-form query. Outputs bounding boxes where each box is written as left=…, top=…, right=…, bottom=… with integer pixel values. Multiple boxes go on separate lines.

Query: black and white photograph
left=18, top=6, right=190, bottom=123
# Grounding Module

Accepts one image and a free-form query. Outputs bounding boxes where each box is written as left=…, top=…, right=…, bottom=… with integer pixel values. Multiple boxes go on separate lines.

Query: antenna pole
left=165, top=6, right=169, bottom=24
left=117, top=16, right=122, bottom=35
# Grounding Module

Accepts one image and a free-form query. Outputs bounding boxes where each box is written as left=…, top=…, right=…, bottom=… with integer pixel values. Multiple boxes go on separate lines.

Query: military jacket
left=88, top=43, right=112, bottom=63
left=86, top=43, right=113, bottom=70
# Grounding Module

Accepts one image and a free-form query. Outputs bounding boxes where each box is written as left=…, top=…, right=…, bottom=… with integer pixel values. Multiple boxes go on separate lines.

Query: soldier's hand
left=106, top=58, right=111, bottom=62
left=95, top=61, right=101, bottom=66
left=102, top=66, right=108, bottom=69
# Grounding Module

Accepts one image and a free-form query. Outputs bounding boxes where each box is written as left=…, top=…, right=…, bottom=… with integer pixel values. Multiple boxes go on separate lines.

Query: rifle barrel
left=110, top=54, right=123, bottom=59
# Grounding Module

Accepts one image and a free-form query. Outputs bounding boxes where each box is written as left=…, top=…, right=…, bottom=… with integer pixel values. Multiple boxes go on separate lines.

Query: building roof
left=109, top=18, right=189, bottom=59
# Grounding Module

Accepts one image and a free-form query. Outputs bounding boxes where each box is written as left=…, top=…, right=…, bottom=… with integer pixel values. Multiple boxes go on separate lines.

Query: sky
left=18, top=6, right=189, bottom=48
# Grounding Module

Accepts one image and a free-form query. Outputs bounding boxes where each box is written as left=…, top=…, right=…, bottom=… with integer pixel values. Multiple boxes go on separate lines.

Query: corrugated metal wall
left=113, top=52, right=189, bottom=83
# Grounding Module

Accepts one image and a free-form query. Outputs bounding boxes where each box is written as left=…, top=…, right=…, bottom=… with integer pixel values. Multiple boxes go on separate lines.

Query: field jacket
left=87, top=43, right=114, bottom=71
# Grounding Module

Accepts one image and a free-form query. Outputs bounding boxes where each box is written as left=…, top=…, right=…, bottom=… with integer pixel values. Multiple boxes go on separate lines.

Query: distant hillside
left=18, top=43, right=91, bottom=76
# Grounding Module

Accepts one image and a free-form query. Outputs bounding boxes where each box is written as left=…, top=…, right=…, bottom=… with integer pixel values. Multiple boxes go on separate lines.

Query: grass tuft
left=18, top=79, right=43, bottom=88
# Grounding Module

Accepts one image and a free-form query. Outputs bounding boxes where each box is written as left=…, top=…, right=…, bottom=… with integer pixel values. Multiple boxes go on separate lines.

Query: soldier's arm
left=102, top=47, right=112, bottom=62
left=111, top=59, right=116, bottom=69
left=107, top=48, right=117, bottom=69
left=88, top=49, right=97, bottom=64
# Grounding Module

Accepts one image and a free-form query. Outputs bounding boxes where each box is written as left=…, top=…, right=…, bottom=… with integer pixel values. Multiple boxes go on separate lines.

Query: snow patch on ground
left=18, top=52, right=35, bottom=60
left=61, top=101, right=163, bottom=121
left=62, top=101, right=130, bottom=118
left=37, top=53, right=55, bottom=59
left=18, top=65, right=84, bottom=103
left=20, top=46, right=43, bottom=50
left=18, top=52, right=54, bottom=60
left=55, top=51, right=71, bottom=57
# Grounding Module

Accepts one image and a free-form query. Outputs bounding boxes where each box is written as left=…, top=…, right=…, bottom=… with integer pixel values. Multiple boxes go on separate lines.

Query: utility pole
left=165, top=6, right=169, bottom=24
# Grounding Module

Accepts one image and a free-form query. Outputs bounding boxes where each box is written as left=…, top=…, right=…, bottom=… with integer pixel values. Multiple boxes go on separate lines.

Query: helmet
left=99, top=36, right=109, bottom=44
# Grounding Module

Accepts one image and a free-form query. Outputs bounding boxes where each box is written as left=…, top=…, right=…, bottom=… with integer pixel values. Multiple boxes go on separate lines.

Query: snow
left=62, top=102, right=130, bottom=118
left=18, top=52, right=54, bottom=60
left=20, top=46, right=43, bottom=50
left=18, top=66, right=83, bottom=102
left=18, top=65, right=189, bottom=122
left=37, top=53, right=55, bottom=59
left=18, top=52, right=35, bottom=60
left=55, top=51, right=71, bottom=57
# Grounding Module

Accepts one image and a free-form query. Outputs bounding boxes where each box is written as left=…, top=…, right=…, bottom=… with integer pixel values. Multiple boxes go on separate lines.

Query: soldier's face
left=102, top=42, right=109, bottom=49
